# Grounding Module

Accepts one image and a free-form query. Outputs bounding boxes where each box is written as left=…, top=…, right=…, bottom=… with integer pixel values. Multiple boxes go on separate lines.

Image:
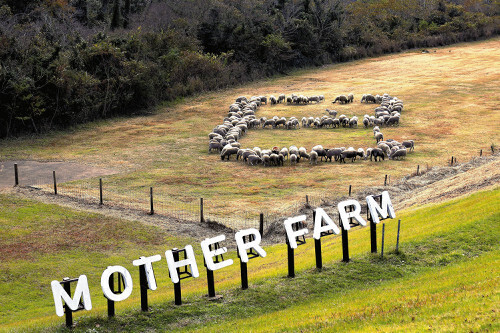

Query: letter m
left=51, top=275, right=92, bottom=317
left=366, top=191, right=396, bottom=224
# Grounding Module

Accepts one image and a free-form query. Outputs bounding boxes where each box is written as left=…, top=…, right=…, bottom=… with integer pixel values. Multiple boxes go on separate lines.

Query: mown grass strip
left=37, top=188, right=499, bottom=332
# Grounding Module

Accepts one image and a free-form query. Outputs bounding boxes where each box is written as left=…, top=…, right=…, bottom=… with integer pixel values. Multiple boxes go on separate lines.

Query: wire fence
left=9, top=147, right=496, bottom=233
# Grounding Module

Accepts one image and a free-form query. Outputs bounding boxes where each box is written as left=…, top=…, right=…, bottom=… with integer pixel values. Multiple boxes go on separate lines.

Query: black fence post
left=287, top=239, right=295, bottom=278
left=384, top=174, right=388, bottom=186
left=173, top=250, right=182, bottom=305
left=313, top=211, right=322, bottom=270
left=341, top=220, right=349, bottom=263
left=259, top=213, right=264, bottom=236
left=139, top=265, right=148, bottom=312
left=207, top=268, right=215, bottom=298
left=240, top=260, right=248, bottom=290
left=107, top=273, right=115, bottom=317
left=480, top=149, right=482, bottom=157
left=14, top=163, right=19, bottom=187
left=396, top=219, right=401, bottom=253
left=370, top=220, right=377, bottom=253
left=149, top=187, right=154, bottom=215
left=348, top=185, right=352, bottom=196
left=306, top=195, right=309, bottom=206
left=99, top=178, right=103, bottom=205
left=53, top=171, right=57, bottom=195
left=62, top=278, right=73, bottom=328
left=417, top=165, right=420, bottom=176
left=200, top=198, right=204, bottom=223
left=381, top=223, right=386, bottom=258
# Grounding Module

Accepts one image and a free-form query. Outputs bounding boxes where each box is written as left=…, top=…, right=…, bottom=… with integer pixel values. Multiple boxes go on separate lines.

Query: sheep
left=286, top=96, right=293, bottom=104
left=278, top=94, right=285, bottom=103
left=370, top=148, right=385, bottom=161
left=365, top=148, right=373, bottom=160
left=253, top=147, right=262, bottom=157
left=270, top=153, right=280, bottom=166
left=290, top=154, right=298, bottom=165
left=402, top=140, right=414, bottom=152
left=308, top=95, right=320, bottom=103
left=363, top=117, right=369, bottom=128
left=377, top=142, right=390, bottom=156
left=236, top=96, right=248, bottom=103
left=280, top=147, right=289, bottom=159
left=209, top=141, right=223, bottom=153
left=349, top=117, right=358, bottom=128
left=270, top=95, right=277, bottom=105
left=301, top=117, right=307, bottom=128
left=247, top=155, right=262, bottom=166
left=373, top=126, right=380, bottom=133
left=312, top=145, right=328, bottom=161
left=390, top=148, right=407, bottom=160
left=289, top=145, right=299, bottom=157
left=332, top=119, right=340, bottom=128
left=242, top=150, right=257, bottom=162
left=220, top=145, right=239, bottom=160
left=339, top=148, right=357, bottom=163
left=326, top=109, right=338, bottom=117
left=259, top=96, right=267, bottom=104
left=386, top=116, right=400, bottom=126
left=332, top=95, right=348, bottom=104
left=310, top=151, right=319, bottom=165
left=347, top=93, right=354, bottom=103
left=262, top=119, right=275, bottom=128
left=299, top=147, right=310, bottom=160
left=326, top=148, right=342, bottom=162
left=375, top=132, right=384, bottom=143
left=262, top=154, right=271, bottom=166
left=274, top=117, right=286, bottom=128
left=361, top=94, right=376, bottom=103
left=357, top=148, right=365, bottom=159
left=307, top=117, right=315, bottom=127
left=320, top=117, right=335, bottom=128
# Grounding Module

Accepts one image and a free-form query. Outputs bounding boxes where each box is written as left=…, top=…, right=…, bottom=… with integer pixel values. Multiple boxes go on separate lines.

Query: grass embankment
left=1, top=187, right=498, bottom=331
left=1, top=39, right=499, bottom=222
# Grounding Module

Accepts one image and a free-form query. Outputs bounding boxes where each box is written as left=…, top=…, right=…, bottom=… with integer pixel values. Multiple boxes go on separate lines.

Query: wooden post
left=287, top=239, right=295, bottom=277
left=416, top=165, right=420, bottom=176
left=381, top=223, right=386, bottom=258
left=139, top=264, right=148, bottom=311
left=240, top=261, right=248, bottom=290
left=149, top=187, right=154, bottom=215
left=306, top=195, right=309, bottom=206
left=63, top=278, right=73, bottom=327
left=384, top=174, right=388, bottom=186
left=349, top=184, right=352, bottom=196
left=200, top=198, right=204, bottom=222
left=99, top=178, right=103, bottom=205
left=14, top=163, right=19, bottom=187
left=53, top=171, right=57, bottom=195
left=341, top=221, right=349, bottom=263
left=259, top=213, right=264, bottom=236
left=396, top=219, right=401, bottom=253
left=480, top=149, right=482, bottom=157
left=107, top=273, right=115, bottom=317
left=173, top=250, right=182, bottom=305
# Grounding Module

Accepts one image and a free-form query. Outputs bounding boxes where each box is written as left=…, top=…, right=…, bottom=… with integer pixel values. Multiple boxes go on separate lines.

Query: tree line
left=0, top=0, right=498, bottom=137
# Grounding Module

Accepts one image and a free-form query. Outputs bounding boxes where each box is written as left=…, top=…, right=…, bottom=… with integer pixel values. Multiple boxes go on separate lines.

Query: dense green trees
left=0, top=0, right=498, bottom=137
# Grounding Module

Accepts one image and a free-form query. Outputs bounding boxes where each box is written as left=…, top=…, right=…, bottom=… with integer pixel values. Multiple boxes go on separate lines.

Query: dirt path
left=0, top=160, right=117, bottom=189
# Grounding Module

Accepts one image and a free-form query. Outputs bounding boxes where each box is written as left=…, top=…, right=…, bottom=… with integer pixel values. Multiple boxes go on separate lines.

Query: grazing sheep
left=402, top=140, right=414, bottom=152
left=365, top=148, right=373, bottom=160
left=310, top=151, right=319, bottom=165
left=332, top=119, right=340, bottom=128
left=242, top=150, right=257, bottom=162
left=262, top=154, right=271, bottom=166
left=299, top=147, right=310, bottom=160
left=209, top=141, right=223, bottom=153
left=340, top=148, right=357, bottom=163
left=278, top=94, right=285, bottom=103
left=247, top=155, right=262, bottom=166
left=326, top=148, right=342, bottom=162
left=301, top=117, right=307, bottom=128
left=332, top=95, right=348, bottom=104
left=274, top=117, right=286, bottom=128
left=373, top=126, right=380, bottom=133
left=347, top=93, right=354, bottom=103
left=220, top=145, right=239, bottom=160
left=361, top=94, right=376, bottom=103
left=326, top=109, right=338, bottom=117
left=270, top=95, right=277, bottom=105
left=259, top=96, right=267, bottom=104
left=363, top=117, right=369, bottom=128
left=236, top=96, right=248, bottom=103
left=313, top=145, right=328, bottom=161
left=390, top=148, right=407, bottom=160
left=349, top=117, right=358, bottom=128
left=357, top=148, right=365, bottom=159
left=263, top=119, right=275, bottom=128
left=375, top=132, right=384, bottom=143
left=370, top=148, right=385, bottom=161
left=290, top=154, right=298, bottom=165
left=377, top=142, right=390, bottom=156
left=289, top=145, right=299, bottom=157
left=386, top=115, right=400, bottom=126
left=286, top=96, right=293, bottom=104
left=280, top=147, right=289, bottom=159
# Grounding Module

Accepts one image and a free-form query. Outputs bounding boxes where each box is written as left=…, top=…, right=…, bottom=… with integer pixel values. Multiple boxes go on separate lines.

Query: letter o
left=101, top=266, right=133, bottom=302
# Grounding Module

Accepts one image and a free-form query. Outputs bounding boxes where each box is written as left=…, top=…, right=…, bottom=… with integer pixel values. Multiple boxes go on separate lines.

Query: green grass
left=2, top=187, right=497, bottom=332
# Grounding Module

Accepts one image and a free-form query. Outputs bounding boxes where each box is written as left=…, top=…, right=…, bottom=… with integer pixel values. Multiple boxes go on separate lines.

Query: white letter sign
left=51, top=275, right=92, bottom=317
left=284, top=215, right=308, bottom=249
left=338, top=199, right=366, bottom=229
left=366, top=191, right=395, bottom=224
left=101, top=266, right=133, bottom=302
left=313, top=208, right=340, bottom=239
left=201, top=235, right=233, bottom=271
left=235, top=228, right=266, bottom=263
left=165, top=245, right=200, bottom=284
left=132, top=254, right=162, bottom=290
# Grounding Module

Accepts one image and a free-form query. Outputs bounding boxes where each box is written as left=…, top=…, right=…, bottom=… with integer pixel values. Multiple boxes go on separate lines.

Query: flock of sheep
left=207, top=93, right=415, bottom=166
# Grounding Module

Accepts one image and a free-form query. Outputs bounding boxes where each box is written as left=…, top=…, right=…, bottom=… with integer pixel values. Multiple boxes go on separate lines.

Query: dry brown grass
left=1, top=39, right=499, bottom=222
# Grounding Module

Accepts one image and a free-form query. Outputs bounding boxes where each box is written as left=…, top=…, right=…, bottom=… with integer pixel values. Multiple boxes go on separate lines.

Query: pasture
left=0, top=39, right=499, bottom=223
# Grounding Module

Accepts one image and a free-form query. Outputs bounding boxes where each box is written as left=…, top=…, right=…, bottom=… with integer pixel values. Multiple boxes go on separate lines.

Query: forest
left=0, top=0, right=498, bottom=137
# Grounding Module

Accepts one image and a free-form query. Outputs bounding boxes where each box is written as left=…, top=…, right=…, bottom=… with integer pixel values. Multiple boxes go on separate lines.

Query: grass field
left=1, top=186, right=498, bottom=331
left=0, top=39, right=499, bottom=222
